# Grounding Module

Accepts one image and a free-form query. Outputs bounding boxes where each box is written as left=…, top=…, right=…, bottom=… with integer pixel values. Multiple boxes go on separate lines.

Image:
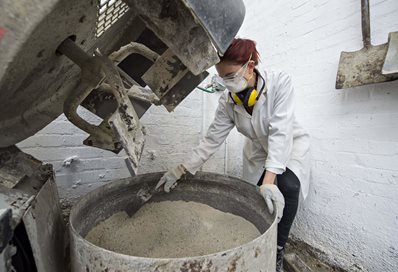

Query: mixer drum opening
left=69, top=172, right=278, bottom=272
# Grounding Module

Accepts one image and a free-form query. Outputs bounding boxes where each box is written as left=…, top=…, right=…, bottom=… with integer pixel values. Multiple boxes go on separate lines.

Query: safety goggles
left=221, top=59, right=250, bottom=81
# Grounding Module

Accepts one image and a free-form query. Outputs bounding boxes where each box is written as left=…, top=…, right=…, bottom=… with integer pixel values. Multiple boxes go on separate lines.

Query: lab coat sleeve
left=184, top=93, right=235, bottom=174
left=265, top=72, right=295, bottom=174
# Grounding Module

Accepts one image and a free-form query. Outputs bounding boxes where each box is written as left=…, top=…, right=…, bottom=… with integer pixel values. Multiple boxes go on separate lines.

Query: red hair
left=220, top=38, right=260, bottom=65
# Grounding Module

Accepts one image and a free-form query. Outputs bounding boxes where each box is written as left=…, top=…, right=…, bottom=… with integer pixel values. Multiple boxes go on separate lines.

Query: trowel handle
left=361, top=0, right=371, bottom=47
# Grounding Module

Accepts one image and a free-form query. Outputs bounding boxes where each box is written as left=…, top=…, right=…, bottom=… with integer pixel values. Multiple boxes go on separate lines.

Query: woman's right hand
left=155, top=164, right=186, bottom=193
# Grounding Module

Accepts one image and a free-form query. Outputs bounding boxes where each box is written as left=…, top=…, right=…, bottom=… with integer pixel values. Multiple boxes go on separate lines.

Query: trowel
left=335, top=0, right=398, bottom=89
left=123, top=166, right=189, bottom=216
left=124, top=182, right=158, bottom=216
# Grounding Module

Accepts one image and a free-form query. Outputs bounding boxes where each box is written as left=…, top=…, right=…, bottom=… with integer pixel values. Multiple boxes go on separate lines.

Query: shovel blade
left=336, top=43, right=397, bottom=89
left=382, top=32, right=398, bottom=76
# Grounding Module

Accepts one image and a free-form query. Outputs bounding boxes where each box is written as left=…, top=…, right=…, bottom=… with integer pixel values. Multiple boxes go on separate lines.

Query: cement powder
left=85, top=200, right=261, bottom=258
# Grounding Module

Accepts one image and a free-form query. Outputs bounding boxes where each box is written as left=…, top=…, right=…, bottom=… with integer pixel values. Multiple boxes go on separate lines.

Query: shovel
left=335, top=0, right=398, bottom=89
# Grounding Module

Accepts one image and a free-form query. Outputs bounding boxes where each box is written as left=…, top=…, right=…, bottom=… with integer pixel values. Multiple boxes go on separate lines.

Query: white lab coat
left=184, top=69, right=311, bottom=199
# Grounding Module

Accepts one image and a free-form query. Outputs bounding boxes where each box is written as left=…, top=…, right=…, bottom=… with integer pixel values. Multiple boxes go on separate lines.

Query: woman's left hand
left=259, top=184, right=285, bottom=222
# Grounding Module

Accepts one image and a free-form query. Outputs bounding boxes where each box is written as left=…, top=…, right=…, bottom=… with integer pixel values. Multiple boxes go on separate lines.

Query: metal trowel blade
left=124, top=183, right=158, bottom=216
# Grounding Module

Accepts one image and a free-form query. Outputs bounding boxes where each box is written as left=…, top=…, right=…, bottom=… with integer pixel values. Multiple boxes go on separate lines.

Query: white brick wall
left=238, top=0, right=398, bottom=271
left=18, top=107, right=130, bottom=200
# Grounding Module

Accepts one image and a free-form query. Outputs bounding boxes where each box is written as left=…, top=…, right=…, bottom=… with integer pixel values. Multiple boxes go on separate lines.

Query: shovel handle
left=361, top=0, right=371, bottom=47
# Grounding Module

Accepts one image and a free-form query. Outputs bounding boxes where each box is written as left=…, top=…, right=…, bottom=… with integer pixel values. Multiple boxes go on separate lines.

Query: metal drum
left=69, top=172, right=277, bottom=271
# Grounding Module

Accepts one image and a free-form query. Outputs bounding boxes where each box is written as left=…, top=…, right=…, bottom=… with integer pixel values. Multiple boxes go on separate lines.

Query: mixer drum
left=69, top=172, right=277, bottom=272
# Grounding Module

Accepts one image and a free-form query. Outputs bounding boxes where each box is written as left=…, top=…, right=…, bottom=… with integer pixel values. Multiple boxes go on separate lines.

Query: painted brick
left=238, top=0, right=398, bottom=271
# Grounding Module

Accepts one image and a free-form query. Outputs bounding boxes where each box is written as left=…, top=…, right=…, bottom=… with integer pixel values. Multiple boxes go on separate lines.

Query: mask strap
left=255, top=70, right=267, bottom=101
left=229, top=92, right=236, bottom=104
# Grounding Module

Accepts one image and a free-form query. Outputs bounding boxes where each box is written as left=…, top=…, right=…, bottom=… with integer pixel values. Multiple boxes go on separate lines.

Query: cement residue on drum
left=85, top=200, right=261, bottom=258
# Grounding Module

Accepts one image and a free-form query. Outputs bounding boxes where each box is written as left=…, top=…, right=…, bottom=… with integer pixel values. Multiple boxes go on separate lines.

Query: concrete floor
left=285, top=240, right=346, bottom=272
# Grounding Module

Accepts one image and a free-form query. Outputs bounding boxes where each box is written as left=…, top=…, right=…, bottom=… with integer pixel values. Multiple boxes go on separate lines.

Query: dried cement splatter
left=85, top=200, right=261, bottom=258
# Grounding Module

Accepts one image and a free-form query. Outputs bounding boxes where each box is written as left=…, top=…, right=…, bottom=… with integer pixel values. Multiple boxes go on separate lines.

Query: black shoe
left=276, top=246, right=284, bottom=272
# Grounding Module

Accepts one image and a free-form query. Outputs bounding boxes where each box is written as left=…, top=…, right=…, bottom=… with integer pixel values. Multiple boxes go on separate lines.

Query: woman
left=156, top=38, right=310, bottom=272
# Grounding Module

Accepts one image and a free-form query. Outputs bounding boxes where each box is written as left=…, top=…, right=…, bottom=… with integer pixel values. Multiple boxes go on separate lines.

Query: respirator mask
left=220, top=59, right=251, bottom=93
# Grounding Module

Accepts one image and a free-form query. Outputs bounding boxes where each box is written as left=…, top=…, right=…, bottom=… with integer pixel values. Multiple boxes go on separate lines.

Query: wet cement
left=85, top=200, right=261, bottom=258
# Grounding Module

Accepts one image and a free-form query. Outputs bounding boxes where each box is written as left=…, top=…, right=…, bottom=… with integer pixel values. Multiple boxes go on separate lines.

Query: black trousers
left=257, top=168, right=300, bottom=247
